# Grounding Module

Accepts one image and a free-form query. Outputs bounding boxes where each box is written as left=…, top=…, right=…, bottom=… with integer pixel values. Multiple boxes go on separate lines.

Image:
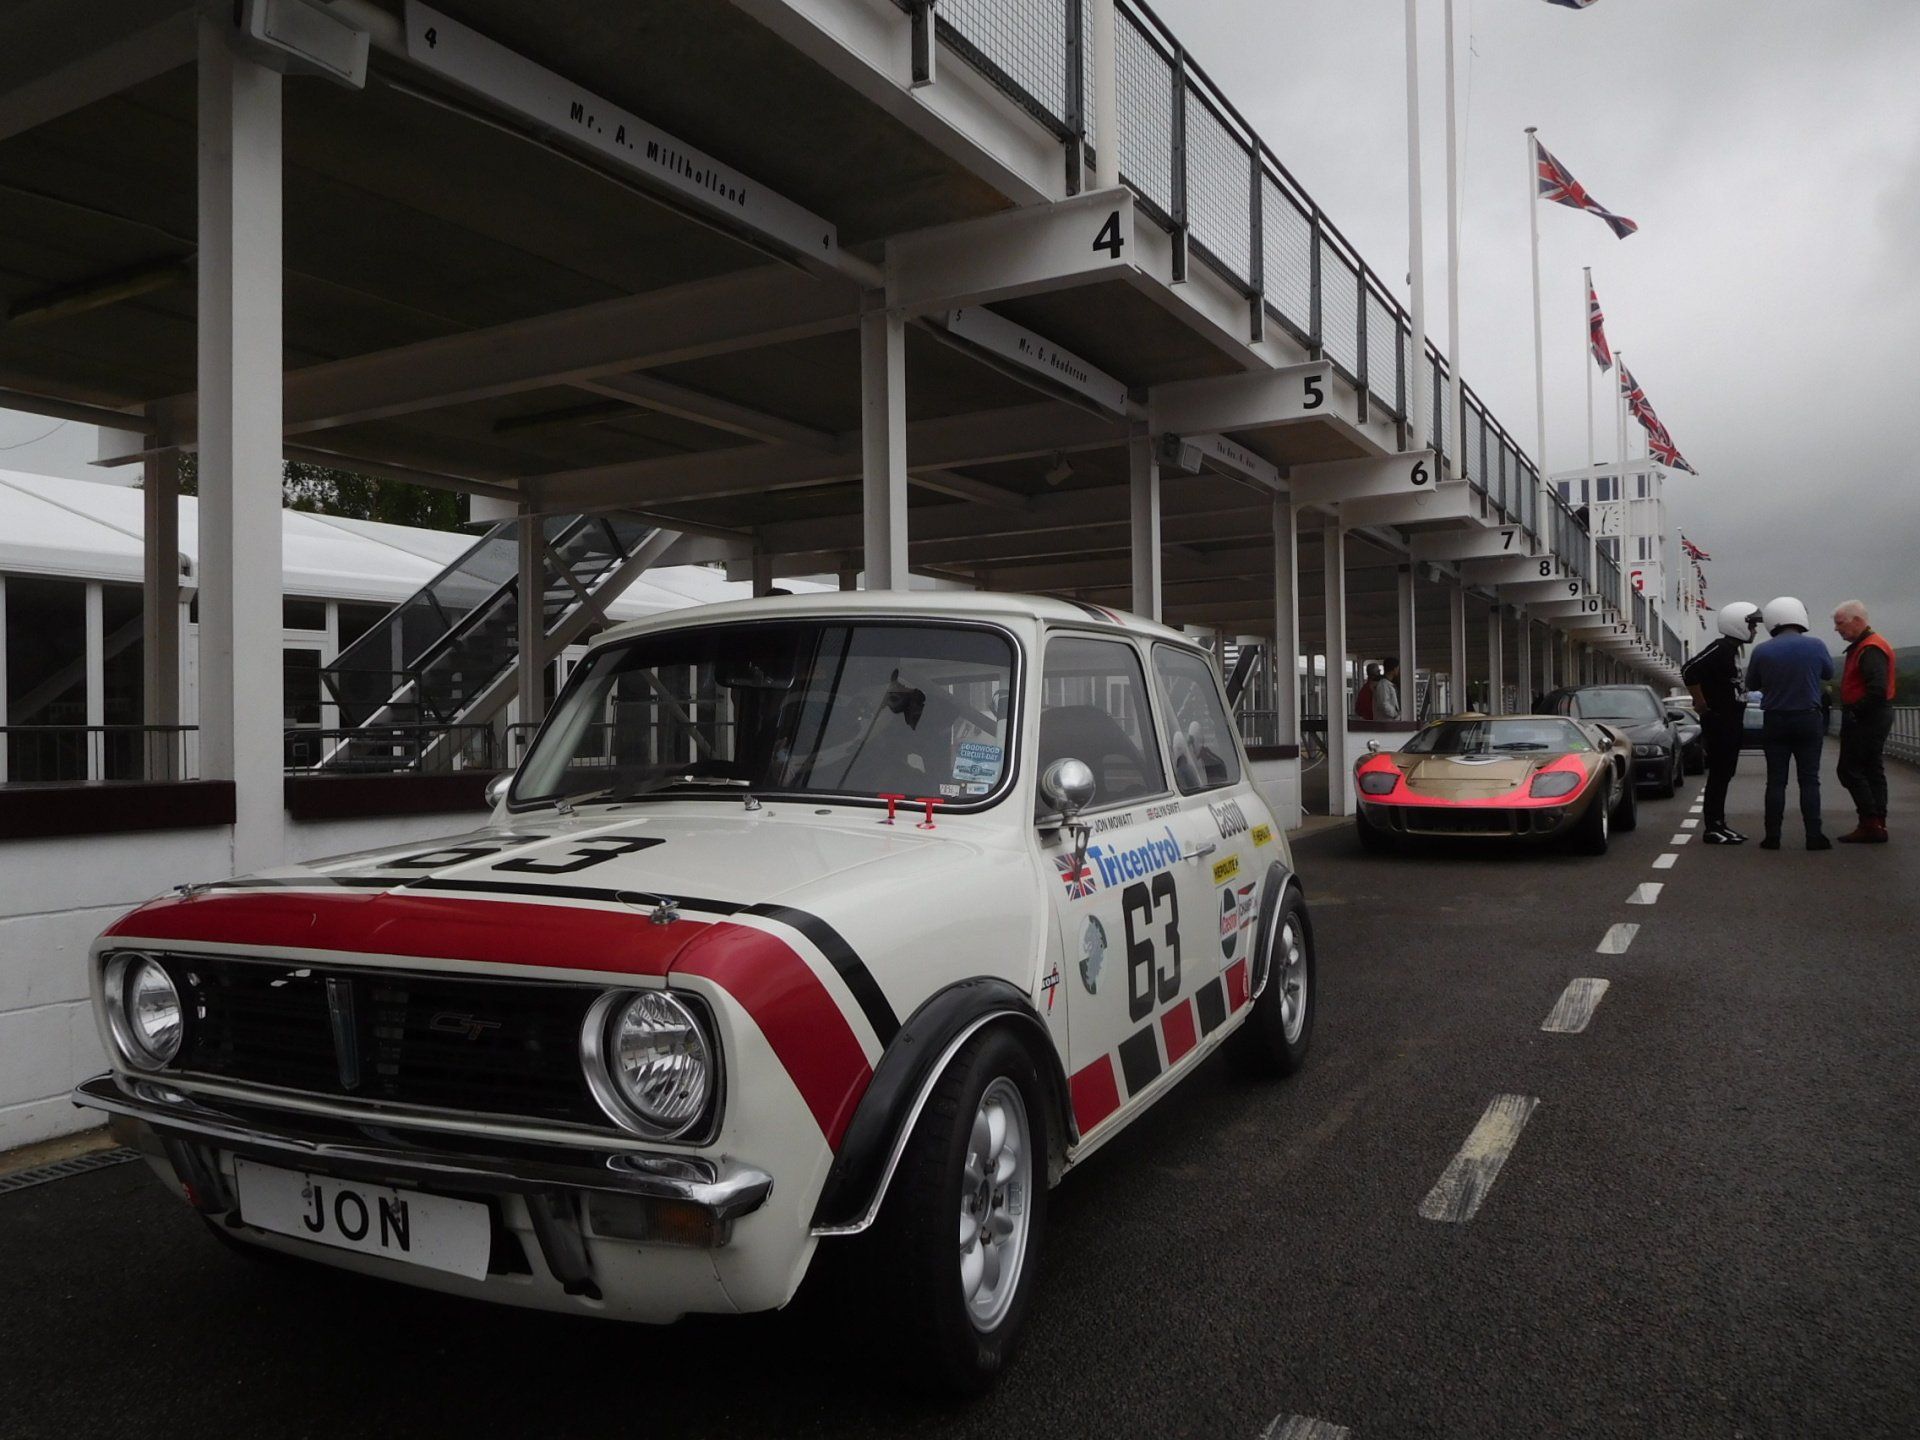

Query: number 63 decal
left=1121, top=875, right=1181, bottom=1023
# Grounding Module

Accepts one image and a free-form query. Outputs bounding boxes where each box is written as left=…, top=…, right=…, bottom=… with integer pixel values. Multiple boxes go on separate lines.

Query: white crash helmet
left=1761, top=596, right=1811, bottom=635
left=1717, top=601, right=1762, bottom=643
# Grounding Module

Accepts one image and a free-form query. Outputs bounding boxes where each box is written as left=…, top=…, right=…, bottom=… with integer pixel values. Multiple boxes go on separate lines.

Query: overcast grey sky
left=1161, top=0, right=1920, bottom=650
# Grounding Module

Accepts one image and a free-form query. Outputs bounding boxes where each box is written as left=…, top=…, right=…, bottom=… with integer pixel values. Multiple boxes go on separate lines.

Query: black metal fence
left=916, top=0, right=1594, bottom=571
left=0, top=726, right=197, bottom=784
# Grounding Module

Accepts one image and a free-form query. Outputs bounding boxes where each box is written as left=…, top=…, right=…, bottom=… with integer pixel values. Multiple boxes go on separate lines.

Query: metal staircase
left=318, top=514, right=670, bottom=772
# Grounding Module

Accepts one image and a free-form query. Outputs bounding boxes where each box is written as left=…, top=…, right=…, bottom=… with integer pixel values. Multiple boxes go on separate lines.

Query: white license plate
left=232, top=1157, right=493, bottom=1280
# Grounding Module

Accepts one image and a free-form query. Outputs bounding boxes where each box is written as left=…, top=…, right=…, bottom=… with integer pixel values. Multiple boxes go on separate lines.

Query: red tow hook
left=913, top=796, right=946, bottom=830
left=878, top=793, right=906, bottom=825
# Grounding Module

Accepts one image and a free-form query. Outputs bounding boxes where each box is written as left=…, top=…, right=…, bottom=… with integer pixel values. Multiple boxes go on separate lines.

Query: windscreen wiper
left=621, top=774, right=752, bottom=799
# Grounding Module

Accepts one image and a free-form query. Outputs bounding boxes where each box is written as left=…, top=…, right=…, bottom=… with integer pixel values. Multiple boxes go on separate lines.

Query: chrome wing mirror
left=484, top=773, right=512, bottom=808
left=1040, top=758, right=1096, bottom=872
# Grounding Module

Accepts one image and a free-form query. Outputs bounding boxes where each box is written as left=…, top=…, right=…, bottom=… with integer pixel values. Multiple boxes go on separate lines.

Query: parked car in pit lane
left=1353, top=712, right=1637, bottom=854
left=1667, top=700, right=1706, bottom=775
left=1539, top=683, right=1687, bottom=797
left=74, top=591, right=1316, bottom=1394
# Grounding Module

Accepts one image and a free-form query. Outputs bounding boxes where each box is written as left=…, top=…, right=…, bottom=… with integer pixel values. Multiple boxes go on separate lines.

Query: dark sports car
left=1539, top=684, right=1686, bottom=797
left=1354, top=713, right=1636, bottom=854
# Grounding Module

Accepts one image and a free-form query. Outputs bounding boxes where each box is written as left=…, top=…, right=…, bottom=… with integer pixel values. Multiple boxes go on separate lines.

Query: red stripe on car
left=104, top=891, right=873, bottom=1151
left=1069, top=1055, right=1122, bottom=1132
left=1160, top=998, right=1198, bottom=1065
left=1224, top=958, right=1249, bottom=1012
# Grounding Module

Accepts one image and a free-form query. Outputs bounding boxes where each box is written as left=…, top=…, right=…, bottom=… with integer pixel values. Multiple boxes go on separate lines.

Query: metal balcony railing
left=0, top=725, right=198, bottom=784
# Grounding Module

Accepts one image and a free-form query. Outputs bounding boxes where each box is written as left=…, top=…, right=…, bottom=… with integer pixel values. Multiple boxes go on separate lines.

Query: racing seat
left=1037, top=704, right=1155, bottom=807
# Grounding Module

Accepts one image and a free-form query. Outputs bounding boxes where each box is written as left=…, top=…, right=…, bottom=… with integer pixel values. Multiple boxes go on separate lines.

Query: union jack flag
left=1588, top=280, right=1613, bottom=371
left=1681, top=535, right=1710, bottom=562
left=1054, top=851, right=1098, bottom=900
left=1619, top=365, right=1697, bottom=474
left=1536, top=140, right=1638, bottom=239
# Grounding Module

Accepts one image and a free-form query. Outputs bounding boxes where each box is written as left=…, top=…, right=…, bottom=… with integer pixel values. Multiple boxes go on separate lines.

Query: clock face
left=1594, top=502, right=1623, bottom=536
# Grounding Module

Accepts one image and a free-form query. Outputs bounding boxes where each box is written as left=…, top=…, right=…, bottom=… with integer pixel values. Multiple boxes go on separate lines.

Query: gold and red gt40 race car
left=74, top=591, right=1318, bottom=1393
left=1353, top=713, right=1637, bottom=854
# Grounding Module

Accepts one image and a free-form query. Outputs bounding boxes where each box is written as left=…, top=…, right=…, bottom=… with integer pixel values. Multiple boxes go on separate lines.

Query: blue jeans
left=1761, top=709, right=1825, bottom=839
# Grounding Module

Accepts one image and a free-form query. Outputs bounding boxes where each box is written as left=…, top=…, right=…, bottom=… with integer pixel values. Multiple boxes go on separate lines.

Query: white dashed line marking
left=1681, top=818, right=1700, bottom=829
left=1261, top=1418, right=1352, bottom=1440
left=1418, top=1094, right=1539, bottom=1223
left=1653, top=853, right=1678, bottom=869
left=1597, top=922, right=1639, bottom=954
left=1628, top=882, right=1663, bottom=904
left=1542, top=977, right=1610, bottom=1033
left=1690, top=803, right=1704, bottom=813
left=1670, top=832, right=1692, bottom=844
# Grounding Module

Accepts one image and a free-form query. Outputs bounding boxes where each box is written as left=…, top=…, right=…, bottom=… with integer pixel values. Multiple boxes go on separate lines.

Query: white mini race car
left=77, top=590, right=1317, bottom=1392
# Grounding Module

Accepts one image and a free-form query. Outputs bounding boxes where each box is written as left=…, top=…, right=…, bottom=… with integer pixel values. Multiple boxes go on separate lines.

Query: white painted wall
left=0, top=809, right=489, bottom=1153
left=1249, top=756, right=1301, bottom=835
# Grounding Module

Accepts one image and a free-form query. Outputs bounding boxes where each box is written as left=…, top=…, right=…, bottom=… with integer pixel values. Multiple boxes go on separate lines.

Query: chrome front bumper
left=73, top=1072, right=771, bottom=1231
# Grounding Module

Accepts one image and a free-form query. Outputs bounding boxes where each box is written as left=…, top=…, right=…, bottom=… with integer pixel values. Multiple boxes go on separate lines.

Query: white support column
left=860, top=304, right=908, bottom=590
left=85, top=581, right=105, bottom=780
left=1323, top=524, right=1351, bottom=815
left=516, top=512, right=546, bottom=728
left=196, top=16, right=284, bottom=867
left=1449, top=581, right=1468, bottom=717
left=1271, top=496, right=1299, bottom=749
left=1129, top=431, right=1162, bottom=622
left=142, top=452, right=182, bottom=743
left=1541, top=621, right=1557, bottom=694
left=0, top=577, right=7, bottom=783
left=1396, top=565, right=1417, bottom=721
left=1486, top=603, right=1506, bottom=715
left=751, top=552, right=774, bottom=598
left=1516, top=607, right=1534, bottom=710
left=1091, top=0, right=1118, bottom=191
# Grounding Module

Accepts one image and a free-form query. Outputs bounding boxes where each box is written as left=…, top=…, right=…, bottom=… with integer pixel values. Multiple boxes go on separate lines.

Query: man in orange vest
left=1832, top=599, right=1896, bottom=843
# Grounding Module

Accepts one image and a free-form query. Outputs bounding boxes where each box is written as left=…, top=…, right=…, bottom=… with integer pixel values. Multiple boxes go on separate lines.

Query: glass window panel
left=1038, top=636, right=1165, bottom=810
left=1151, top=644, right=1242, bottom=794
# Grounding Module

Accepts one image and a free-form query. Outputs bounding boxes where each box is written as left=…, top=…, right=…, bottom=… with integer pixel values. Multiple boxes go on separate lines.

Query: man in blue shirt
left=1744, top=595, right=1836, bottom=850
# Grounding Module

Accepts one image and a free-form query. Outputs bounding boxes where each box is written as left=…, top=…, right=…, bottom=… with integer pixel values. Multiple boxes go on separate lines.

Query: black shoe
left=1704, top=827, right=1746, bottom=845
left=1759, top=834, right=1781, bottom=850
left=1807, top=834, right=1833, bottom=851
left=1721, top=826, right=1748, bottom=841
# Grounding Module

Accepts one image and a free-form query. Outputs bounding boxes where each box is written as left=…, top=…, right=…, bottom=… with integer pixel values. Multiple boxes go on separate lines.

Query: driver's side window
left=1036, top=636, right=1166, bottom=811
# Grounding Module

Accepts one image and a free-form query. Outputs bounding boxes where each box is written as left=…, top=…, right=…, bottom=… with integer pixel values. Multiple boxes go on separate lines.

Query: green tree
left=171, top=453, right=468, bottom=532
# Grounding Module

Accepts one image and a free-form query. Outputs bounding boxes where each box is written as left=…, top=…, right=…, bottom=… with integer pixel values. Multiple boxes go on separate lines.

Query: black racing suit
left=1681, top=635, right=1746, bottom=831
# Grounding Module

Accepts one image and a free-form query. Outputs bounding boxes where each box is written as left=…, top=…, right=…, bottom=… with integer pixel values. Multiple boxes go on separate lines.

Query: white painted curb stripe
left=1417, top=1094, right=1539, bottom=1223
left=1597, top=922, right=1639, bottom=954
left=1653, top=853, right=1678, bottom=869
left=1542, top=977, right=1610, bottom=1033
left=1681, top=818, right=1699, bottom=829
left=1262, top=1418, right=1351, bottom=1440
left=1628, top=882, right=1663, bottom=904
left=1670, top=832, right=1692, bottom=844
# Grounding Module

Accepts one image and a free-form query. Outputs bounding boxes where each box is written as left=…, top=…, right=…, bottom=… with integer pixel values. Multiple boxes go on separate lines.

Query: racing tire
left=1610, top=769, right=1639, bottom=833
left=1228, top=884, right=1315, bottom=1078
left=1355, top=807, right=1393, bottom=853
left=868, top=1027, right=1049, bottom=1396
left=1573, top=776, right=1613, bottom=855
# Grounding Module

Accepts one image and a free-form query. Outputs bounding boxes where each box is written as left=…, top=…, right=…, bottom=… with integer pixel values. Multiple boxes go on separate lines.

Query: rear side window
left=1151, top=645, right=1242, bottom=793
left=1037, top=637, right=1166, bottom=810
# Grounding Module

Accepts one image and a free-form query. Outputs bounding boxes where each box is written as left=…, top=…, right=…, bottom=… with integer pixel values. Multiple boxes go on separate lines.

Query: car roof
left=585, top=587, right=1195, bottom=651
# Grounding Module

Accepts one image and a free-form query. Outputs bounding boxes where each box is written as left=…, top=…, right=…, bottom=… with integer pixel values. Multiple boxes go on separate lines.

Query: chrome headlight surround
left=1632, top=743, right=1663, bottom=757
left=581, top=990, right=720, bottom=1141
left=102, top=951, right=184, bottom=1072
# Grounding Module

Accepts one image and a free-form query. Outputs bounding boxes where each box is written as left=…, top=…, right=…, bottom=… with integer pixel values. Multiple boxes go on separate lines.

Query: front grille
left=1387, top=806, right=1563, bottom=837
left=162, top=955, right=604, bottom=1127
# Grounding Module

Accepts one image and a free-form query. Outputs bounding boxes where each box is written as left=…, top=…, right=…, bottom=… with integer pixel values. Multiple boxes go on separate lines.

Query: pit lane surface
left=5, top=754, right=1917, bottom=1439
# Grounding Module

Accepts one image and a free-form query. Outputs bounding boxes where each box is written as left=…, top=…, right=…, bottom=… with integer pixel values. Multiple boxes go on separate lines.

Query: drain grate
left=0, top=1147, right=142, bottom=1196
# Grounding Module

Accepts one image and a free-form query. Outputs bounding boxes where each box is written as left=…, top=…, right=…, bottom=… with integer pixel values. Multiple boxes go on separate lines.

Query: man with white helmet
left=1683, top=601, right=1762, bottom=843
left=1744, top=596, right=1836, bottom=850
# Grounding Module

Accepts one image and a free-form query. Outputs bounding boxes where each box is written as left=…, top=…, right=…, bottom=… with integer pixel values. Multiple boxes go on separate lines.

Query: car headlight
left=1633, top=743, right=1663, bottom=757
left=1358, top=770, right=1400, bottom=795
left=582, top=991, right=715, bottom=1140
left=103, top=952, right=183, bottom=1071
left=1529, top=770, right=1583, bottom=799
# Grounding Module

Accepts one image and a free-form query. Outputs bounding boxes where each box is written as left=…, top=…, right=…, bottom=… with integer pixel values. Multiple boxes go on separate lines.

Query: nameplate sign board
left=1190, top=432, right=1283, bottom=491
left=942, top=307, right=1129, bottom=415
left=404, top=2, right=838, bottom=261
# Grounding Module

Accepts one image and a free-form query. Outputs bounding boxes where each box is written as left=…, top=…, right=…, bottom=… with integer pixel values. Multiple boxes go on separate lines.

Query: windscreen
left=512, top=621, right=1016, bottom=807
left=1402, top=717, right=1590, bottom=755
left=1572, top=687, right=1661, bottom=722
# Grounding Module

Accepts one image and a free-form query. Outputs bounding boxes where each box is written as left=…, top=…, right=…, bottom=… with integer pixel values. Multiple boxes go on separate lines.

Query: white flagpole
left=1405, top=0, right=1429, bottom=453
left=1526, top=127, right=1547, bottom=531
left=1583, top=264, right=1596, bottom=590
left=1615, top=349, right=1632, bottom=635
left=1443, top=0, right=1463, bottom=479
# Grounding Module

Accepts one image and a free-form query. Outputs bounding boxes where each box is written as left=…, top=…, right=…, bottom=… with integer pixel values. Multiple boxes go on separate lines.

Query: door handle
left=1182, top=840, right=1216, bottom=861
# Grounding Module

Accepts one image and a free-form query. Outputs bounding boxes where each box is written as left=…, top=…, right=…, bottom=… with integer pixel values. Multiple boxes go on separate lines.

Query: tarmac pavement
left=3, top=745, right=1915, bottom=1439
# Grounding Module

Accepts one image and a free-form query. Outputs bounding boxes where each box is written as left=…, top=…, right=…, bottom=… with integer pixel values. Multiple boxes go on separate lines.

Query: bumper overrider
left=75, top=1072, right=776, bottom=1322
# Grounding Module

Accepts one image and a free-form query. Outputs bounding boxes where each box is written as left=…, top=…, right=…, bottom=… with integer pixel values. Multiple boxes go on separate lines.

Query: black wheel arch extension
left=810, top=977, right=1074, bottom=1233
left=1250, top=860, right=1307, bottom=1001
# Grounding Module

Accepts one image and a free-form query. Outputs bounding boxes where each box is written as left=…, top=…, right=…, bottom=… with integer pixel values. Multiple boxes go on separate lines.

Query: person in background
left=1375, top=657, right=1403, bottom=721
left=1685, top=601, right=1762, bottom=844
left=1355, top=663, right=1381, bottom=720
left=1745, top=596, right=1835, bottom=851
left=1832, top=599, right=1895, bottom=844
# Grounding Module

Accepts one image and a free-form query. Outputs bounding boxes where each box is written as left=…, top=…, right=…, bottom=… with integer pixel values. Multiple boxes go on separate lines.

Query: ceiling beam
left=573, top=372, right=839, bottom=450
left=0, top=6, right=195, bottom=145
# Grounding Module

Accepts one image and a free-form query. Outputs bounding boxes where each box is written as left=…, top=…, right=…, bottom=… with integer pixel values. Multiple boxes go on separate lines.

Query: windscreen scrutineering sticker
left=953, top=741, right=1004, bottom=783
